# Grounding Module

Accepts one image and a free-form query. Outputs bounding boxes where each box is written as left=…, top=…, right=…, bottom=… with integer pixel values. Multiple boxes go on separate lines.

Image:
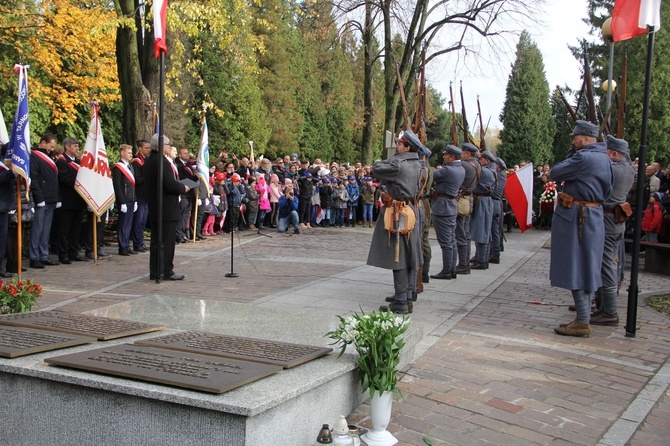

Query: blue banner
left=7, top=65, right=31, bottom=184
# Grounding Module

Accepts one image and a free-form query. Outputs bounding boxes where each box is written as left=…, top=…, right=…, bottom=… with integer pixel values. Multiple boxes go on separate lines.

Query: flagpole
left=626, top=26, right=656, bottom=338
left=93, top=215, right=98, bottom=264
left=192, top=104, right=207, bottom=244
left=16, top=178, right=22, bottom=278
left=156, top=52, right=165, bottom=284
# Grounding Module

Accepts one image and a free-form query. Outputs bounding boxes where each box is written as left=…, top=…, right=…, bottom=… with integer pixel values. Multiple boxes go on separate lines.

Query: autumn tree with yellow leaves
left=0, top=0, right=119, bottom=141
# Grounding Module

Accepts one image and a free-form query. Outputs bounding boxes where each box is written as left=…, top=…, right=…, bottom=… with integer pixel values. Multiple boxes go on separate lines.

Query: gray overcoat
left=470, top=164, right=495, bottom=244
left=549, top=142, right=613, bottom=291
left=367, top=152, right=422, bottom=271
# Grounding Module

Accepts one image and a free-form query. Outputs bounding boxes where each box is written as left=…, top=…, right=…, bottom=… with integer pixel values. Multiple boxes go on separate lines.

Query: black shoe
left=30, top=260, right=45, bottom=269
left=128, top=250, right=139, bottom=255
left=455, top=265, right=471, bottom=275
left=430, top=271, right=454, bottom=280
left=412, top=292, right=417, bottom=302
left=59, top=257, right=72, bottom=265
left=175, top=239, right=182, bottom=244
left=6, top=267, right=27, bottom=273
left=422, top=275, right=430, bottom=283
left=133, top=246, right=147, bottom=253
left=294, top=228, right=300, bottom=234
left=471, top=262, right=489, bottom=270
left=380, top=301, right=410, bottom=314
left=488, top=257, right=500, bottom=264
left=42, top=258, right=60, bottom=266
left=119, top=250, right=130, bottom=256
left=70, top=255, right=88, bottom=262
left=164, top=273, right=185, bottom=281
left=0, top=272, right=14, bottom=278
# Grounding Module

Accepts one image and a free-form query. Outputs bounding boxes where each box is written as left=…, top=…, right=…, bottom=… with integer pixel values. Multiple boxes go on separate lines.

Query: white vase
left=360, top=390, right=398, bottom=446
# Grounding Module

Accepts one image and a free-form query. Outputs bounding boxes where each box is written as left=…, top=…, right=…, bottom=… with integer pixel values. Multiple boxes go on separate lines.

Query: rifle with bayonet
left=616, top=50, right=628, bottom=138
left=583, top=42, right=598, bottom=126
left=557, top=87, right=579, bottom=123
left=477, top=95, right=487, bottom=151
left=449, top=82, right=459, bottom=145
left=460, top=81, right=474, bottom=145
left=395, top=61, right=412, bottom=130
left=413, top=46, right=427, bottom=144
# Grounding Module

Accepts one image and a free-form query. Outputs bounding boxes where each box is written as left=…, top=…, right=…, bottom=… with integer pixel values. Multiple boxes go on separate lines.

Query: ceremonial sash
left=114, top=162, right=136, bottom=186
left=0, top=162, right=9, bottom=171
left=33, top=150, right=58, bottom=172
left=132, top=155, right=145, bottom=167
left=166, top=157, right=178, bottom=178
left=58, top=155, right=80, bottom=171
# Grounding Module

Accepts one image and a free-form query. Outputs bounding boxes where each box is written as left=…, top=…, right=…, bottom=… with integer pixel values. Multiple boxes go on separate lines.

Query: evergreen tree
left=550, top=86, right=573, bottom=165
left=498, top=31, right=555, bottom=166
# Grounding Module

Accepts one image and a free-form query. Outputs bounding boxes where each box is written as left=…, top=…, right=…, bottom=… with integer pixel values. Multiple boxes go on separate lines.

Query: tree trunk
left=361, top=0, right=374, bottom=165
left=382, top=0, right=396, bottom=159
left=115, top=0, right=154, bottom=145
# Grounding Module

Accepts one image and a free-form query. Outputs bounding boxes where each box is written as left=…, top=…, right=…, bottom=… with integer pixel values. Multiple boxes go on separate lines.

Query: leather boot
left=554, top=321, right=591, bottom=337
left=455, top=265, right=470, bottom=274
left=430, top=271, right=454, bottom=280
left=590, top=312, right=619, bottom=326
left=416, top=266, right=424, bottom=293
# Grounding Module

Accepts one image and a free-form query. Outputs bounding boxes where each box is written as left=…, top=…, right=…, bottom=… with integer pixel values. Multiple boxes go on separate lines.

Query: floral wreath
left=540, top=181, right=557, bottom=203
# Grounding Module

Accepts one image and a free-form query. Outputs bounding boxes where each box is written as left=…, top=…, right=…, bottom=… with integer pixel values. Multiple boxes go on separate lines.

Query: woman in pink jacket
left=256, top=174, right=272, bottom=229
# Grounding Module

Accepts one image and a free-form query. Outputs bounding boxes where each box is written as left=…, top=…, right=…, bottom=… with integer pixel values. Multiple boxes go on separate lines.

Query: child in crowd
left=360, top=176, right=376, bottom=228
left=310, top=177, right=322, bottom=227
left=332, top=179, right=349, bottom=227
left=256, top=174, right=271, bottom=229
left=642, top=192, right=665, bottom=243
left=246, top=176, right=260, bottom=231
left=320, top=178, right=334, bottom=227
left=345, top=175, right=360, bottom=227
left=268, top=174, right=281, bottom=228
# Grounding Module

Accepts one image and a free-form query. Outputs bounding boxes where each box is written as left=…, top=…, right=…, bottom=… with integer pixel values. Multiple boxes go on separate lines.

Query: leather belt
left=572, top=199, right=601, bottom=207
left=434, top=192, right=457, bottom=199
left=475, top=192, right=491, bottom=197
left=459, top=191, right=472, bottom=196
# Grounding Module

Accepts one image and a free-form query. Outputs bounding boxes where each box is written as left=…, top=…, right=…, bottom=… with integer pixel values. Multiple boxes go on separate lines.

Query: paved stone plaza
left=18, top=226, right=670, bottom=446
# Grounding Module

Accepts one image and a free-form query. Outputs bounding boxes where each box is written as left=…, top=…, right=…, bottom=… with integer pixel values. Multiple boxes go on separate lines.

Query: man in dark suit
left=113, top=144, right=137, bottom=256
left=144, top=134, right=189, bottom=281
left=131, top=139, right=151, bottom=252
left=56, top=137, right=88, bottom=264
left=175, top=147, right=196, bottom=242
left=29, top=133, right=60, bottom=269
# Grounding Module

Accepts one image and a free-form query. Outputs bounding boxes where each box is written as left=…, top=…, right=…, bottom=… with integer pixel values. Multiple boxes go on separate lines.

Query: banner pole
left=16, top=177, right=22, bottom=278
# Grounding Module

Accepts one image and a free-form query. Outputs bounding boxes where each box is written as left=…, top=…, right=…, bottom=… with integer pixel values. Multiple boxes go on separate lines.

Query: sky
left=430, top=0, right=594, bottom=131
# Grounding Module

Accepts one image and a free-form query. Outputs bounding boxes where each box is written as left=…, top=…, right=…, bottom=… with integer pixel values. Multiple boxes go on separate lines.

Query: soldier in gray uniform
left=489, top=157, right=507, bottom=264
left=455, top=143, right=480, bottom=274
left=429, top=146, right=465, bottom=280
left=551, top=120, right=612, bottom=337
left=369, top=130, right=422, bottom=314
left=590, top=135, right=635, bottom=326
left=470, top=151, right=497, bottom=270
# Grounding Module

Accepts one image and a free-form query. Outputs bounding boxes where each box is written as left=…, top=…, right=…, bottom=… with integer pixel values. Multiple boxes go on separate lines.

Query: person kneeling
left=277, top=187, right=300, bottom=234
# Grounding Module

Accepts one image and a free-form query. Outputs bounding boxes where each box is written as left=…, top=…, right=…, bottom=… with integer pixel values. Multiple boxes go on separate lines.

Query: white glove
left=198, top=199, right=203, bottom=206
left=120, top=204, right=127, bottom=213
left=205, top=198, right=210, bottom=206
left=56, top=202, right=62, bottom=208
left=133, top=202, right=138, bottom=212
left=37, top=201, right=45, bottom=208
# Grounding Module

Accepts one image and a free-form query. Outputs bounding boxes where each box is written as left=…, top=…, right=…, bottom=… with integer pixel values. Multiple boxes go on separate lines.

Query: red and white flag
left=75, top=103, right=115, bottom=216
left=153, top=0, right=168, bottom=58
left=612, top=0, right=662, bottom=42
left=505, top=164, right=534, bottom=232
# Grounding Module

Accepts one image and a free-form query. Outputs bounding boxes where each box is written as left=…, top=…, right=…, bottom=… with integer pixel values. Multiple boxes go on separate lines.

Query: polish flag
left=505, top=164, right=534, bottom=232
left=612, top=0, right=661, bottom=42
left=153, top=0, right=168, bottom=58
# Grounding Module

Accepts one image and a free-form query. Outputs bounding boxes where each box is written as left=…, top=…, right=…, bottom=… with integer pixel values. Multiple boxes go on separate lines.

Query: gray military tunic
left=601, top=158, right=635, bottom=289
left=490, top=167, right=507, bottom=259
left=432, top=161, right=466, bottom=273
left=367, top=152, right=422, bottom=271
left=550, top=142, right=612, bottom=291
left=470, top=164, right=495, bottom=244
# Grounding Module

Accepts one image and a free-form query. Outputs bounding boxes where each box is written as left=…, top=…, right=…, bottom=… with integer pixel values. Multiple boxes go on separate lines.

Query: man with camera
left=277, top=186, right=300, bottom=234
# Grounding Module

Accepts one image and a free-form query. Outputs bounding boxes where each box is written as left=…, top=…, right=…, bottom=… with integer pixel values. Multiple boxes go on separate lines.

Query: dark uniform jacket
left=30, top=147, right=59, bottom=204
left=144, top=152, right=187, bottom=223
left=132, top=154, right=148, bottom=200
left=56, top=154, right=86, bottom=210
left=113, top=161, right=136, bottom=204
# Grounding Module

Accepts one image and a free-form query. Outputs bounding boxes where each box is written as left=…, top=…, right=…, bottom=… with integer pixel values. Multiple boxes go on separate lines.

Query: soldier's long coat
left=550, top=142, right=612, bottom=291
left=470, top=164, right=495, bottom=244
left=367, top=152, right=422, bottom=271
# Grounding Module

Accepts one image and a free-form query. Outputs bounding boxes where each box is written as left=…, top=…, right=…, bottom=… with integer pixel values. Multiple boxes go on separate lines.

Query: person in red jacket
left=641, top=192, right=664, bottom=243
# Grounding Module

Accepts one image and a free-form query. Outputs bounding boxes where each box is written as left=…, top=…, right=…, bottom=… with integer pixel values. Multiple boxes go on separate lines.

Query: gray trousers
left=30, top=203, right=56, bottom=261
left=599, top=215, right=625, bottom=314
left=393, top=268, right=417, bottom=303
left=433, top=213, right=458, bottom=274
left=489, top=199, right=502, bottom=259
left=456, top=198, right=472, bottom=266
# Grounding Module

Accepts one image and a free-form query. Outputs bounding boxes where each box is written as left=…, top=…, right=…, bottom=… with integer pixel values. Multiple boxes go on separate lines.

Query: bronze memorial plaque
left=45, top=343, right=282, bottom=394
left=0, top=325, right=96, bottom=358
left=135, top=331, right=333, bottom=368
left=0, top=311, right=166, bottom=340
